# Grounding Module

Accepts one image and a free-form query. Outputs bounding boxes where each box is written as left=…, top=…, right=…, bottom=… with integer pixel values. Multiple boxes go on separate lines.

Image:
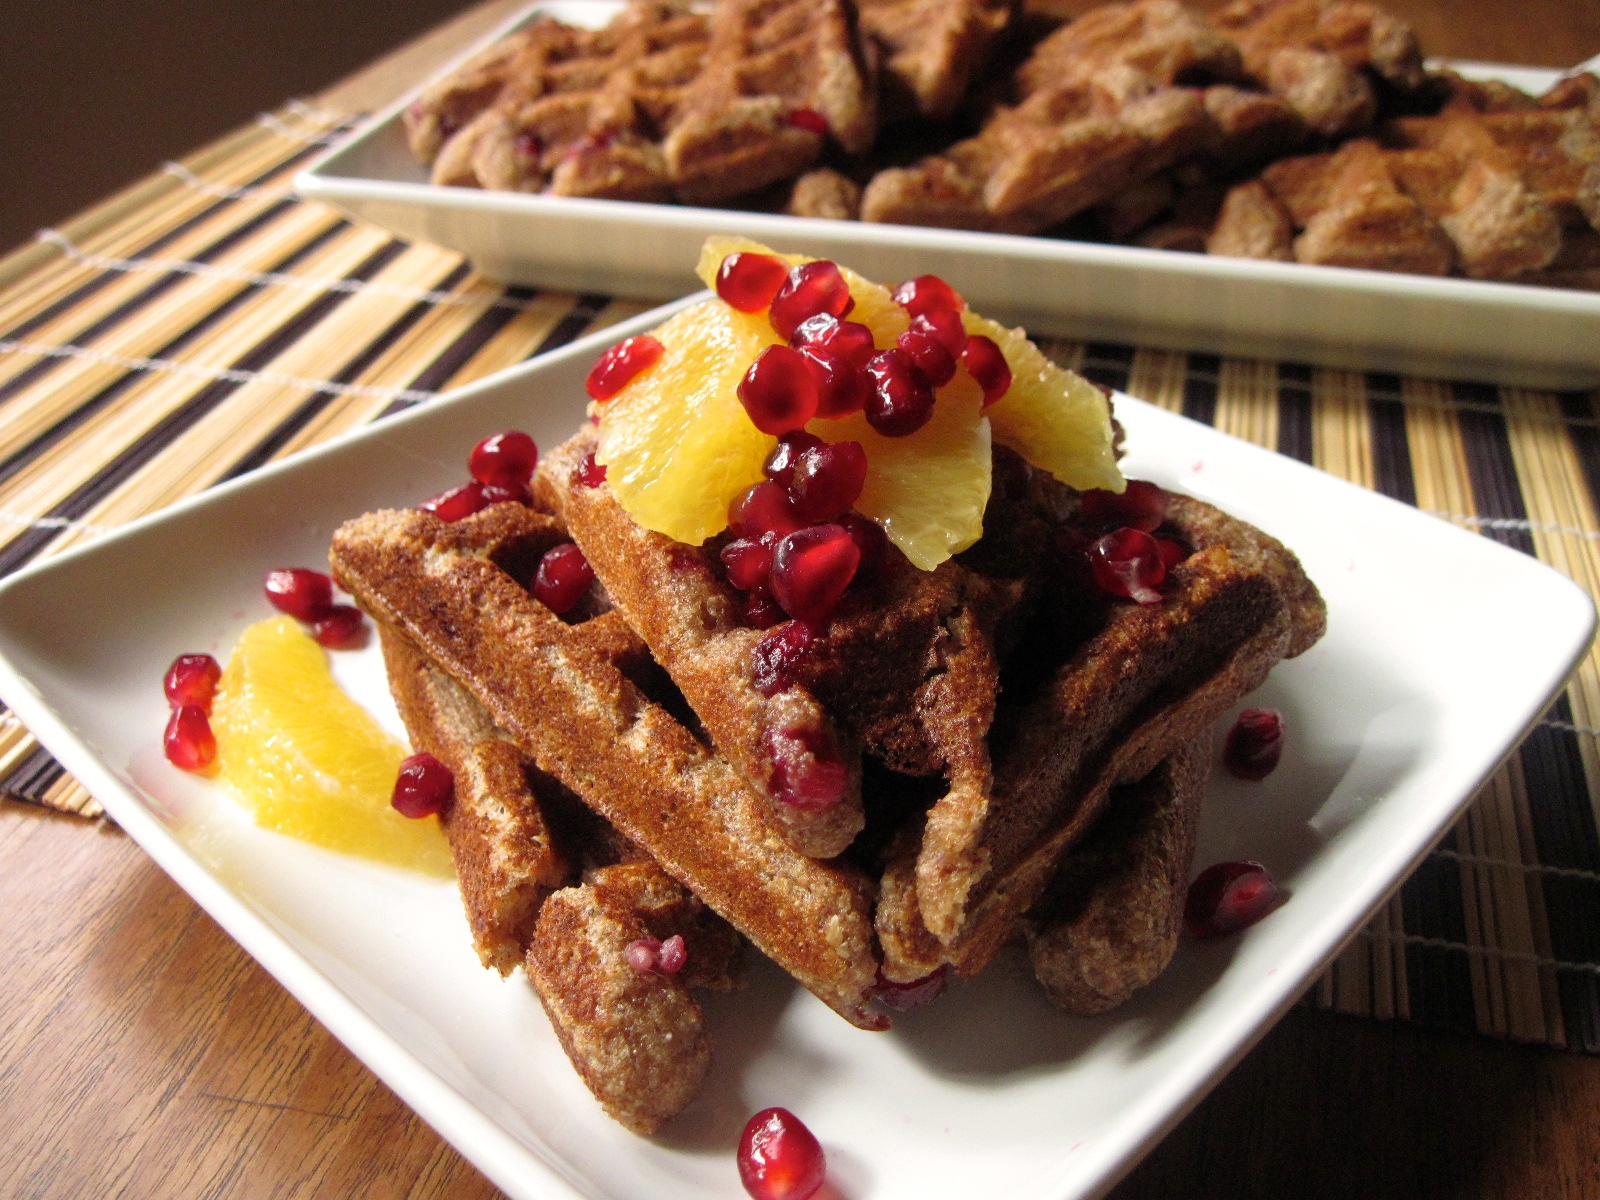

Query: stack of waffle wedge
left=329, top=409, right=1324, bottom=1132
left=404, top=0, right=1599, bottom=289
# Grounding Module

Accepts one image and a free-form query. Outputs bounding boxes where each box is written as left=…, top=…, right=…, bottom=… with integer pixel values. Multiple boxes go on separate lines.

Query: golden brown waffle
left=1210, top=0, right=1425, bottom=137
left=381, top=621, right=744, bottom=1132
left=1205, top=73, right=1600, bottom=281
left=1023, top=732, right=1209, bottom=1014
left=874, top=491, right=1324, bottom=981
left=412, top=0, right=875, bottom=205
left=539, top=431, right=868, bottom=860
left=858, top=0, right=1305, bottom=233
left=330, top=502, right=885, bottom=1030
left=858, top=0, right=1015, bottom=121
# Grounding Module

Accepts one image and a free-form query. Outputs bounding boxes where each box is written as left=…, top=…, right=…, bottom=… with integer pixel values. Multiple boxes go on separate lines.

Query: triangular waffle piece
left=539, top=431, right=868, bottom=860
left=330, top=502, right=885, bottom=1028
left=1023, top=732, right=1209, bottom=1014
left=857, top=0, right=1015, bottom=121
left=415, top=0, right=876, bottom=206
left=875, top=491, right=1324, bottom=980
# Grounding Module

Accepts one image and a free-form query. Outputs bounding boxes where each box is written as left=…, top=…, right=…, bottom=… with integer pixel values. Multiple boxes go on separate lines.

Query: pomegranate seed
left=1185, top=860, right=1282, bottom=938
left=1224, top=708, right=1285, bottom=780
left=1081, top=479, right=1171, bottom=533
left=739, top=345, right=819, bottom=434
left=264, top=568, right=334, bottom=622
left=420, top=481, right=490, bottom=522
left=1155, top=536, right=1190, bottom=569
left=790, top=314, right=877, bottom=370
left=771, top=524, right=860, bottom=624
left=962, top=334, right=1012, bottom=406
left=717, top=252, right=790, bottom=312
left=864, top=348, right=936, bottom=438
left=1087, top=527, right=1166, bottom=604
left=577, top=451, right=607, bottom=487
left=916, top=309, right=967, bottom=356
left=586, top=335, right=663, bottom=401
left=514, top=131, right=541, bottom=159
left=764, top=431, right=826, bottom=487
left=163, top=704, right=216, bottom=772
left=163, top=653, right=220, bottom=710
left=312, top=604, right=367, bottom=650
left=764, top=721, right=848, bottom=811
left=392, top=751, right=453, bottom=819
left=625, top=938, right=661, bottom=973
left=721, top=537, right=775, bottom=591
left=751, top=620, right=815, bottom=695
left=837, top=513, right=890, bottom=580
left=533, top=542, right=594, bottom=615
left=798, top=347, right=871, bottom=419
left=480, top=481, right=532, bottom=507
left=744, top=589, right=787, bottom=629
left=785, top=107, right=829, bottom=136
left=896, top=325, right=958, bottom=387
left=768, top=261, right=854, bottom=340
left=730, top=480, right=805, bottom=540
left=657, top=932, right=688, bottom=974
left=874, top=965, right=950, bottom=1011
left=788, top=441, right=867, bottom=522
left=892, top=274, right=965, bottom=318
left=738, top=1108, right=826, bottom=1200
left=469, top=430, right=539, bottom=488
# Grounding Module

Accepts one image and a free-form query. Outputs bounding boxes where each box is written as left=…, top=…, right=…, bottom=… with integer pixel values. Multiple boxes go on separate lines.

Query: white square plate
left=294, top=3, right=1600, bottom=388
left=0, top=295, right=1592, bottom=1200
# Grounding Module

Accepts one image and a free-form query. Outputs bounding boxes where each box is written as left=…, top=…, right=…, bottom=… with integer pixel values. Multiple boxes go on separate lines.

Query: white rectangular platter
left=295, top=2, right=1600, bottom=388
left=0, top=295, right=1592, bottom=1200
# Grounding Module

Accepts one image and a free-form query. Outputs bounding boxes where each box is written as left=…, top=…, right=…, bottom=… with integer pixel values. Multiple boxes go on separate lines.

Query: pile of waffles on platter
left=405, top=0, right=1600, bottom=288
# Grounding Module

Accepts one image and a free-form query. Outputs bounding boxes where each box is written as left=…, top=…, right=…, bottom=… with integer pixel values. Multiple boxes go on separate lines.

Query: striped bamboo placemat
left=2, top=103, right=1597, bottom=1054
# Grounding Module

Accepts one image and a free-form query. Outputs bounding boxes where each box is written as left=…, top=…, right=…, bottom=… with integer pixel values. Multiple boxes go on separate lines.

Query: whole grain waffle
left=380, top=619, right=744, bottom=1132
left=857, top=0, right=1015, bottom=121
left=412, top=0, right=875, bottom=206
left=873, top=489, right=1324, bottom=982
left=858, top=0, right=1306, bottom=234
left=330, top=501, right=886, bottom=1030
left=1024, top=731, right=1210, bottom=1014
left=1204, top=71, right=1600, bottom=281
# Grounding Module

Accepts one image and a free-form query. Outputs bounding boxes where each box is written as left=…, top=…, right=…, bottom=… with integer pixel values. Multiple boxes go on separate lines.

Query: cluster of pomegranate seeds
left=717, top=252, right=790, bottom=312
left=1184, top=860, right=1282, bottom=939
left=586, top=335, right=664, bottom=402
left=264, top=567, right=368, bottom=649
left=162, top=652, right=222, bottom=771
left=419, top=430, right=542, bottom=523
left=391, top=751, right=454, bottom=819
left=737, top=1108, right=827, bottom=1200
left=1224, top=708, right=1285, bottom=780
left=624, top=933, right=688, bottom=975
left=533, top=542, right=595, bottom=615
left=873, top=964, right=950, bottom=1011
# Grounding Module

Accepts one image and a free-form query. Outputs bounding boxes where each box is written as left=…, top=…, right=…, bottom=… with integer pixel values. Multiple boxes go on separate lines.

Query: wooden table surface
left=4, top=2, right=1600, bottom=1198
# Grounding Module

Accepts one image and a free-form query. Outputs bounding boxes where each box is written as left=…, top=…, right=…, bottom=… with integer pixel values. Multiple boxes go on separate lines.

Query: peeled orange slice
left=211, top=615, right=451, bottom=875
left=964, top=313, right=1123, bottom=493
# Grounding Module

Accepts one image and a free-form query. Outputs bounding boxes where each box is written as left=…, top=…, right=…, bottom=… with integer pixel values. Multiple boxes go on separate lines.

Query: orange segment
left=211, top=615, right=451, bottom=875
left=813, top=373, right=991, bottom=571
left=595, top=299, right=779, bottom=545
left=964, top=313, right=1124, bottom=493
